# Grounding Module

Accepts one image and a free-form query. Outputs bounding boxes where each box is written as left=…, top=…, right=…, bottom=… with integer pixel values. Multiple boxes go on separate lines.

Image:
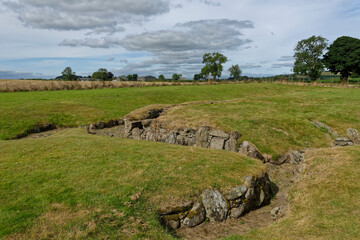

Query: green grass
left=0, top=129, right=264, bottom=239
left=0, top=83, right=333, bottom=140
left=157, top=86, right=360, bottom=156
left=223, top=146, right=360, bottom=240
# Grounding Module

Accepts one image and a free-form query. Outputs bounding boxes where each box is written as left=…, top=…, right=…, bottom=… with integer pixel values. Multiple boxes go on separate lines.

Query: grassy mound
left=1, top=83, right=347, bottom=140
left=224, top=146, right=360, bottom=240
left=156, top=87, right=360, bottom=157
left=0, top=129, right=264, bottom=239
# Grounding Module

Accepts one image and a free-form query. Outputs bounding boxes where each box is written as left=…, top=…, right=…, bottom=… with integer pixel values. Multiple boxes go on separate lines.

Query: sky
left=0, top=0, right=360, bottom=79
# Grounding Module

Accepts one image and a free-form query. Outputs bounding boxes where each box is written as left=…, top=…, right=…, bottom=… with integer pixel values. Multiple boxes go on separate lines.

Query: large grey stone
left=145, top=128, right=156, bottom=141
left=165, top=131, right=177, bottom=144
left=124, top=120, right=142, bottom=133
left=229, top=204, right=246, bottom=219
left=238, top=141, right=265, bottom=162
left=182, top=202, right=206, bottom=228
left=209, top=137, right=225, bottom=150
left=195, top=127, right=210, bottom=148
left=131, top=128, right=144, bottom=140
left=347, top=128, right=360, bottom=145
left=87, top=124, right=97, bottom=134
left=226, top=186, right=248, bottom=201
left=201, top=189, right=229, bottom=222
left=209, top=129, right=230, bottom=139
left=334, top=137, right=354, bottom=146
left=224, top=131, right=241, bottom=152
left=278, top=150, right=304, bottom=165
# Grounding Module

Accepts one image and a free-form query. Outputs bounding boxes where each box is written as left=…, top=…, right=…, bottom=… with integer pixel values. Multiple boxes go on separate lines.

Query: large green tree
left=172, top=73, right=182, bottom=81
left=92, top=68, right=110, bottom=81
left=293, top=35, right=328, bottom=81
left=61, top=67, right=77, bottom=81
left=201, top=52, right=228, bottom=82
left=228, top=64, right=242, bottom=81
left=323, top=36, right=360, bottom=84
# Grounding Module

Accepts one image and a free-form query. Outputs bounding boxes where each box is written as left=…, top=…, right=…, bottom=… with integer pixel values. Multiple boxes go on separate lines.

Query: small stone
left=270, top=206, right=285, bottom=219
left=97, top=122, right=106, bottom=129
left=88, top=124, right=97, bottom=134
left=244, top=176, right=255, bottom=188
left=168, top=220, right=180, bottom=230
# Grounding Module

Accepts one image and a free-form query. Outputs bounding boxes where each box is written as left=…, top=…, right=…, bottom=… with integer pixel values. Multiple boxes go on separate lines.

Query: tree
left=193, top=74, right=201, bottom=81
left=228, top=64, right=242, bottom=81
left=172, top=73, right=182, bottom=81
left=132, top=74, right=138, bottom=81
left=107, top=72, right=114, bottom=80
left=92, top=68, right=110, bottom=81
left=293, top=35, right=328, bottom=81
left=158, top=74, right=165, bottom=81
left=323, top=36, right=360, bottom=84
left=61, top=67, right=77, bottom=81
left=201, top=52, right=228, bottom=82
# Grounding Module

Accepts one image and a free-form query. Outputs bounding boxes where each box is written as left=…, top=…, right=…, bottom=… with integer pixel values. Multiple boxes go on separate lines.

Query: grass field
left=0, top=128, right=264, bottom=239
left=1, top=83, right=360, bottom=239
left=224, top=146, right=360, bottom=240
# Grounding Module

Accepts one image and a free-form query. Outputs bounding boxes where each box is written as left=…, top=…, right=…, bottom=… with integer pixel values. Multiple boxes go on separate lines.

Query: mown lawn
left=0, top=129, right=264, bottom=239
left=224, top=146, right=360, bottom=240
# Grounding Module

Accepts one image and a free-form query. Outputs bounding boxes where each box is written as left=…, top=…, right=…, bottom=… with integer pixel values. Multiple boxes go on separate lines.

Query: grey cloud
left=277, top=56, right=294, bottom=61
left=122, top=19, right=254, bottom=52
left=107, top=57, right=115, bottom=61
left=114, top=19, right=254, bottom=77
left=239, top=64, right=262, bottom=69
left=271, top=63, right=294, bottom=68
left=198, top=0, right=221, bottom=6
left=2, top=0, right=170, bottom=33
left=0, top=70, right=51, bottom=79
left=120, top=59, right=128, bottom=64
left=59, top=37, right=121, bottom=48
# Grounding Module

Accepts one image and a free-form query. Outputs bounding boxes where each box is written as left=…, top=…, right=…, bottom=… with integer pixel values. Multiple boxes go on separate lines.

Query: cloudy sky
left=0, top=0, right=359, bottom=79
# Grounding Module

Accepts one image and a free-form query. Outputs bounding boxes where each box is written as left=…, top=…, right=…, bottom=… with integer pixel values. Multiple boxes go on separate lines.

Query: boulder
left=224, top=131, right=241, bottom=152
left=209, top=137, right=225, bottom=150
left=124, top=120, right=142, bottom=133
left=277, top=150, right=304, bottom=165
left=158, top=200, right=193, bottom=215
left=347, top=128, right=360, bottom=145
left=97, top=121, right=106, bottom=129
left=131, top=128, right=144, bottom=140
left=145, top=128, right=156, bottom=141
left=165, top=131, right=177, bottom=144
left=88, top=124, right=97, bottom=134
left=229, top=204, right=246, bottom=219
left=201, top=189, right=229, bottom=222
left=141, top=119, right=153, bottom=128
left=182, top=202, right=206, bottom=228
left=334, top=137, right=354, bottom=147
left=226, top=186, right=248, bottom=201
left=195, top=127, right=210, bottom=148
left=238, top=141, right=265, bottom=162
left=209, top=129, right=230, bottom=139
left=244, top=176, right=255, bottom=188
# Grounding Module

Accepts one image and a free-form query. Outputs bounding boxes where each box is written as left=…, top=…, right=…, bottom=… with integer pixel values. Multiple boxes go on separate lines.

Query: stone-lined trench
left=84, top=106, right=360, bottom=234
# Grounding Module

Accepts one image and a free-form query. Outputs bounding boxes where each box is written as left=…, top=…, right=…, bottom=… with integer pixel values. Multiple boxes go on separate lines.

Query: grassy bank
left=156, top=86, right=360, bottom=156
left=1, top=83, right=298, bottom=140
left=224, top=146, right=360, bottom=240
left=0, top=129, right=264, bottom=239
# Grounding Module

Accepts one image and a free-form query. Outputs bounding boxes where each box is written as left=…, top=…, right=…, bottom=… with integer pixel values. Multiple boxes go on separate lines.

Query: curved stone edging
left=158, top=172, right=273, bottom=230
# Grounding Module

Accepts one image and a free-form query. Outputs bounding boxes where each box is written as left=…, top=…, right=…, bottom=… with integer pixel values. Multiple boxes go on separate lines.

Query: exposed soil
left=176, top=162, right=301, bottom=240
left=23, top=128, right=67, bottom=139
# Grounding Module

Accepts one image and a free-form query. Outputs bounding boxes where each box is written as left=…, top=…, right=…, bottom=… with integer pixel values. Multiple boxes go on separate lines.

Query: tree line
left=60, top=35, right=360, bottom=84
